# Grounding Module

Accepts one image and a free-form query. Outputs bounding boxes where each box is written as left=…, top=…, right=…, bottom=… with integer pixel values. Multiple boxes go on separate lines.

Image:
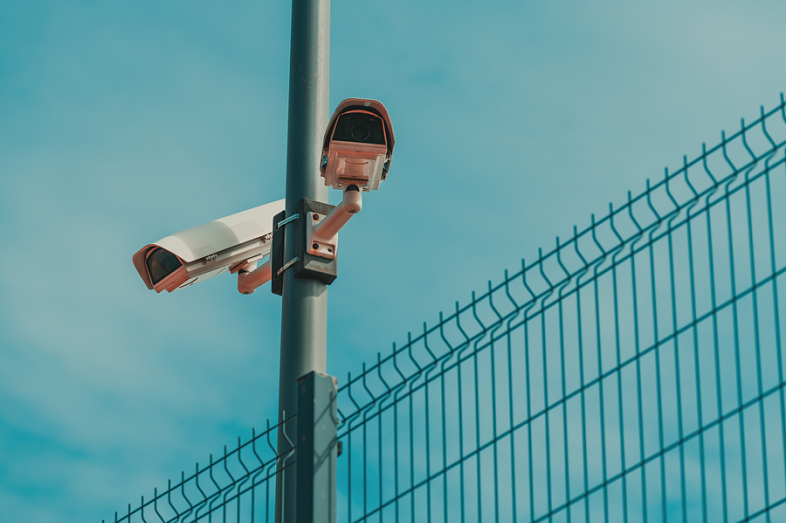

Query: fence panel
left=106, top=416, right=295, bottom=523
left=335, top=96, right=786, bottom=523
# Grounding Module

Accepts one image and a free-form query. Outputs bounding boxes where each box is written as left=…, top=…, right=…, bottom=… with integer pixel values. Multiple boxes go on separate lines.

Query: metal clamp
left=275, top=257, right=300, bottom=278
left=276, top=213, right=300, bottom=230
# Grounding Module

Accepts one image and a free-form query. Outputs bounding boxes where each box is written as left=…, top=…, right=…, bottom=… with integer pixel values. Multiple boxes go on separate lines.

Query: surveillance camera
left=132, top=199, right=284, bottom=293
left=134, top=100, right=394, bottom=295
left=320, top=98, right=395, bottom=192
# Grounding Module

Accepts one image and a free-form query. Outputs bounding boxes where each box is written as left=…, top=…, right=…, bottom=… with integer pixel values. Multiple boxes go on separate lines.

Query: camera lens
left=350, top=122, right=371, bottom=141
left=333, top=111, right=385, bottom=144
left=146, top=247, right=183, bottom=285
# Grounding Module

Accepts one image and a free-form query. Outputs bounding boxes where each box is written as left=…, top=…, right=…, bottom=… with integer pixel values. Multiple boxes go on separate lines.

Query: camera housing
left=132, top=199, right=284, bottom=293
left=320, top=98, right=395, bottom=192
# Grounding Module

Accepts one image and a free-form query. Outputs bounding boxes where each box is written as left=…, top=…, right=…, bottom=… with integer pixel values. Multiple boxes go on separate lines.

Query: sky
left=1, top=1, right=785, bottom=521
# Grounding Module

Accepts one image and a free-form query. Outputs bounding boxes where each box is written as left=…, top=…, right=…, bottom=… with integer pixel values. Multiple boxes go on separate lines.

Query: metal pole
left=295, top=372, right=338, bottom=523
left=276, top=0, right=330, bottom=522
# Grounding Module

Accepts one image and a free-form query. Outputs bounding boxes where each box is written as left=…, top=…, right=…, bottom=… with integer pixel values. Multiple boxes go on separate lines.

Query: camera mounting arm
left=306, top=185, right=362, bottom=260
left=235, top=258, right=272, bottom=295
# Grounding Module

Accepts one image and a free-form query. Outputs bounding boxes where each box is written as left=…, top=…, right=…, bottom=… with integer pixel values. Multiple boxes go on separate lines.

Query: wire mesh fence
left=106, top=415, right=296, bottom=523
left=109, top=94, right=786, bottom=523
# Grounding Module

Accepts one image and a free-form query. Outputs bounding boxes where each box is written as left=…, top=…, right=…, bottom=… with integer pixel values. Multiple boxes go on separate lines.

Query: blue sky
left=1, top=1, right=785, bottom=521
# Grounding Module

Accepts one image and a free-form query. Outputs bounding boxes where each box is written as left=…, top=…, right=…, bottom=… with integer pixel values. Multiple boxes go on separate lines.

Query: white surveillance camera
left=132, top=199, right=284, bottom=293
left=320, top=98, right=395, bottom=192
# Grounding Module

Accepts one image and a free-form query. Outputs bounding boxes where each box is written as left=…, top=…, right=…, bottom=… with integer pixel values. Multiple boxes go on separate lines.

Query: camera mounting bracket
left=270, top=199, right=339, bottom=296
left=306, top=185, right=362, bottom=261
left=306, top=212, right=338, bottom=260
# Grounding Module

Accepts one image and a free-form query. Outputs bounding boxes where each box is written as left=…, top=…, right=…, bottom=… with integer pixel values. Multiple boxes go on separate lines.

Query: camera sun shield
left=132, top=199, right=284, bottom=293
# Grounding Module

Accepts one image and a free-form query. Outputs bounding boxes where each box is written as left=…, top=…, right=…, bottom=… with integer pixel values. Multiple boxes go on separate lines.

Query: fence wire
left=110, top=94, right=786, bottom=523
left=106, top=415, right=295, bottom=523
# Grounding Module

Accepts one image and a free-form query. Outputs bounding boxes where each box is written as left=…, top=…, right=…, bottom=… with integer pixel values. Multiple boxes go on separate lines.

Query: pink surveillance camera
left=320, top=98, right=395, bottom=192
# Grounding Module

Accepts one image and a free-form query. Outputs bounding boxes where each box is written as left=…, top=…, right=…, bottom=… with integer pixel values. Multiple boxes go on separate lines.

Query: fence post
left=296, top=371, right=338, bottom=523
